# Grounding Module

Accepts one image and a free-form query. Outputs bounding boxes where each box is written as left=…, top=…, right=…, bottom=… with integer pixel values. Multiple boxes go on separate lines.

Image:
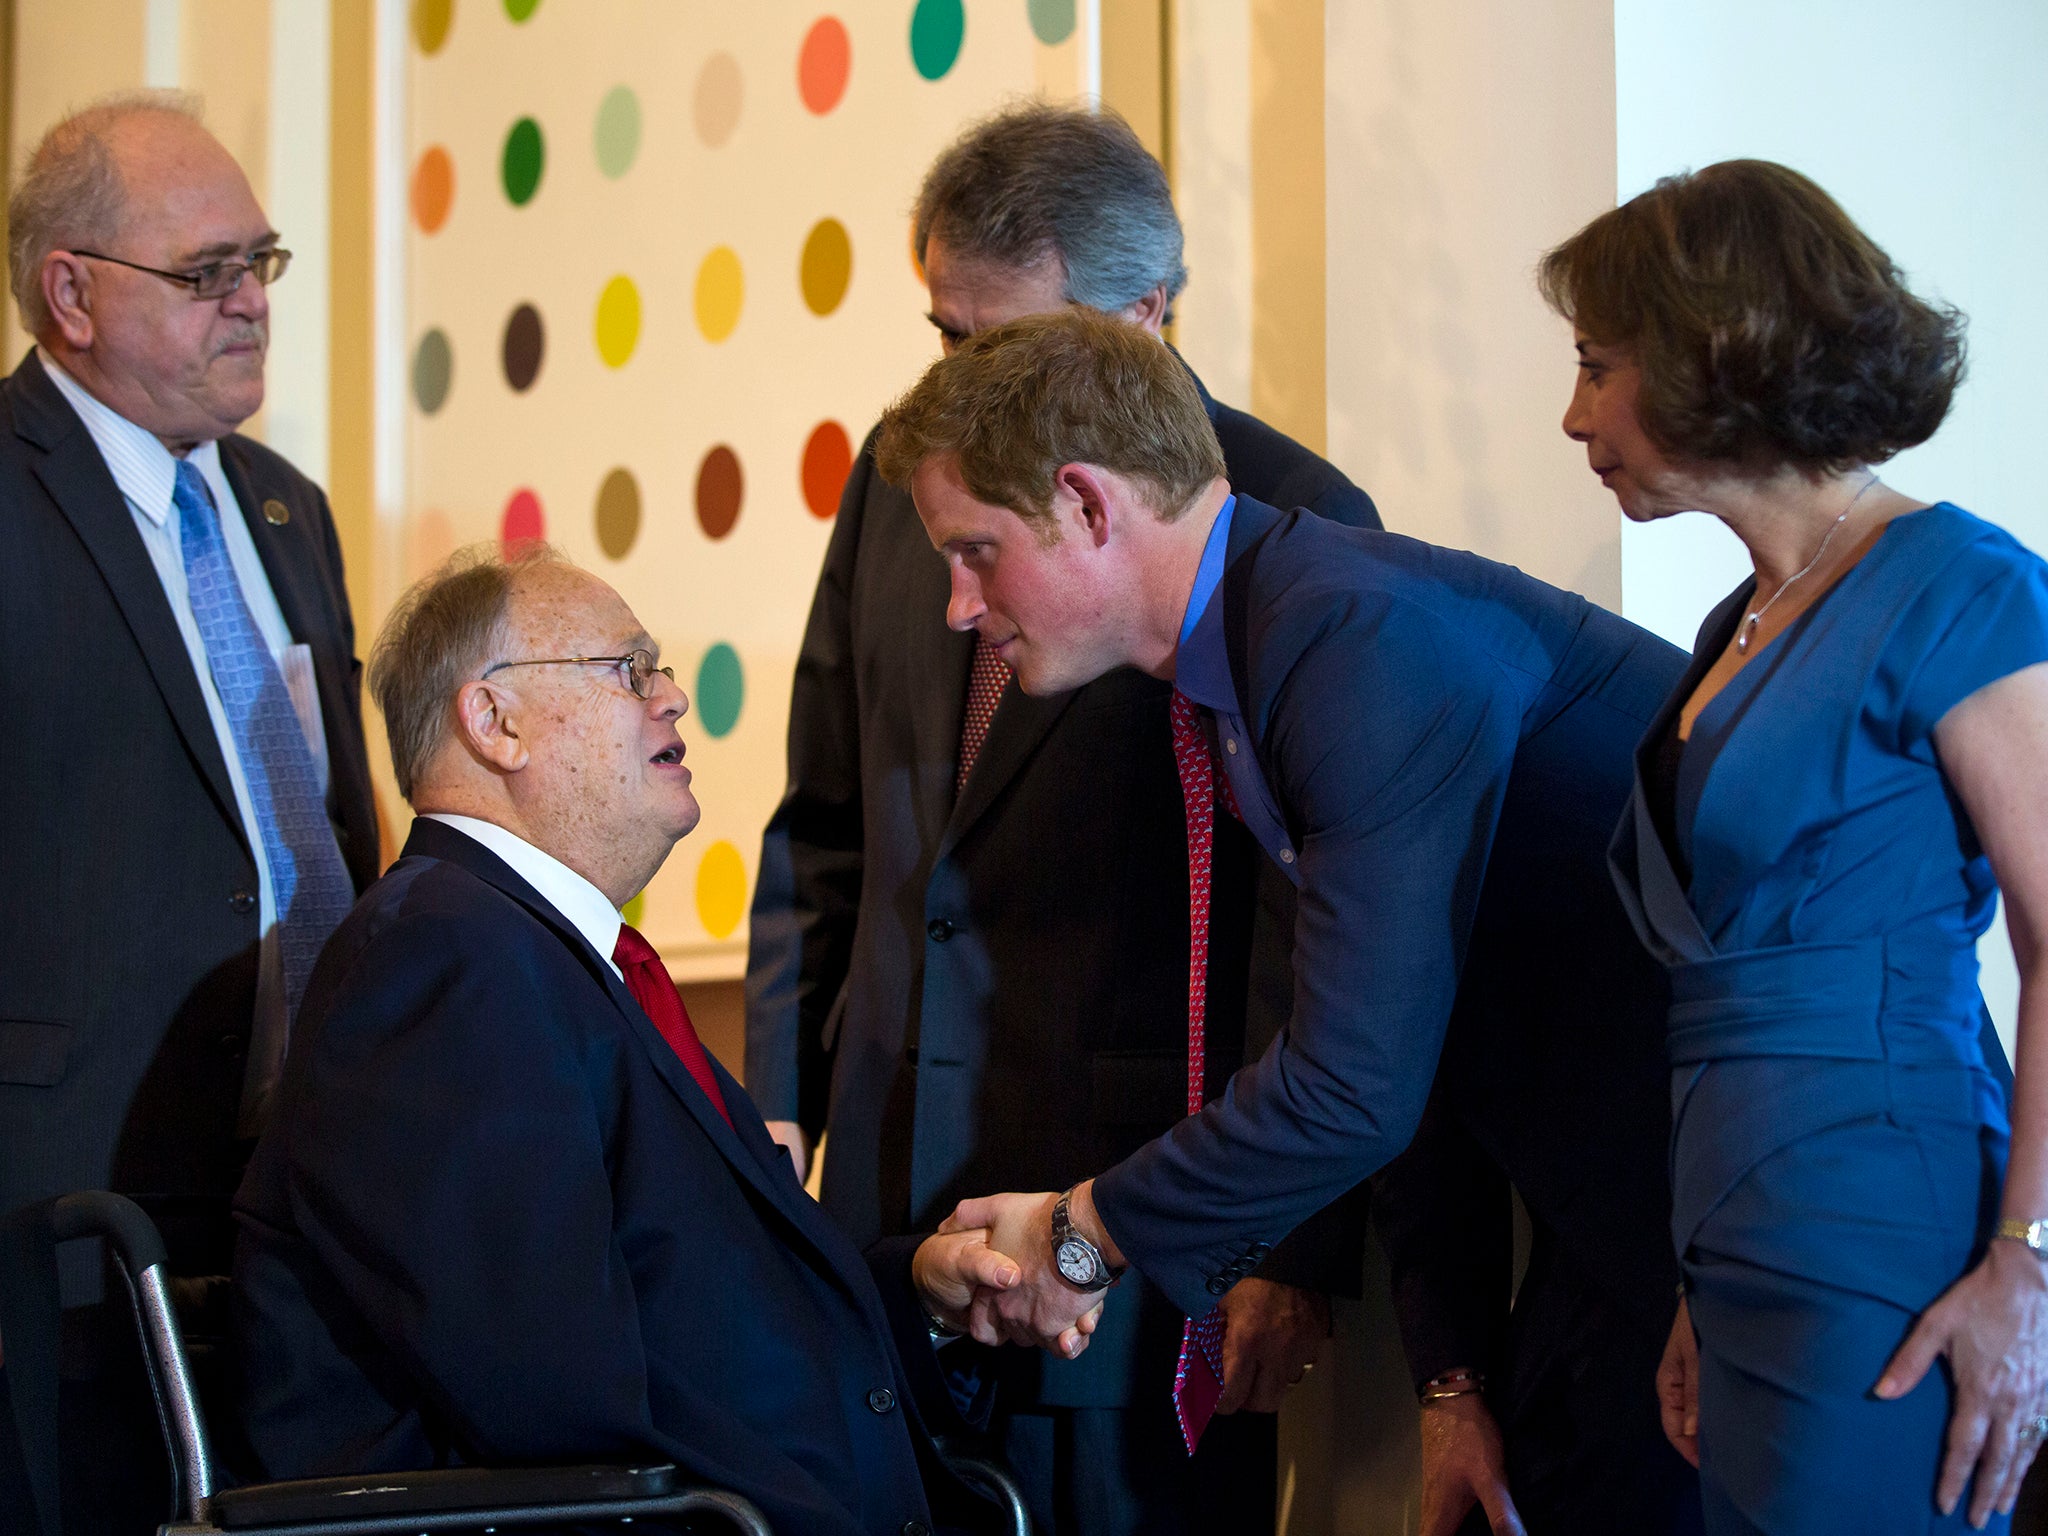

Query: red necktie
left=956, top=634, right=1012, bottom=791
left=613, top=922, right=733, bottom=1127
left=1168, top=689, right=1234, bottom=1453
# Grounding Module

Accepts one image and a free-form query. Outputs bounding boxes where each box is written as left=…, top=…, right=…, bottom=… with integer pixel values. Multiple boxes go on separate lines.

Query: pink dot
left=502, top=487, right=545, bottom=553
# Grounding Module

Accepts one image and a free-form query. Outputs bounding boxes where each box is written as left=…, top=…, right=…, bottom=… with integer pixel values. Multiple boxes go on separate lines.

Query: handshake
left=910, top=1188, right=1111, bottom=1359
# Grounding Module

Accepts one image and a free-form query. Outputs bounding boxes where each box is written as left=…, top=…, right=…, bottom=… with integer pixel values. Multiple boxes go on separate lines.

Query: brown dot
left=695, top=444, right=743, bottom=539
left=502, top=302, right=544, bottom=391
left=595, top=467, right=640, bottom=559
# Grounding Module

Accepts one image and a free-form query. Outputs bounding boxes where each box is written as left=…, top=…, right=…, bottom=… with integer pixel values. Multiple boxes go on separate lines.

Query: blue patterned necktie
left=173, top=459, right=355, bottom=1023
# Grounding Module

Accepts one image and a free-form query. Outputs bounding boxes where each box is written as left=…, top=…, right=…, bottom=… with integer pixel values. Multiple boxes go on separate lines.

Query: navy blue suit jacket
left=234, top=819, right=981, bottom=1536
left=1092, top=497, right=1685, bottom=1319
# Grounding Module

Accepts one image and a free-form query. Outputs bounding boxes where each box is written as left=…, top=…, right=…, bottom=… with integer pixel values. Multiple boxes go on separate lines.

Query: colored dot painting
left=502, top=117, right=545, bottom=205
left=595, top=467, right=640, bottom=559
left=694, top=52, right=743, bottom=148
left=799, top=17, right=852, bottom=114
left=696, top=446, right=744, bottom=539
left=595, top=275, right=641, bottom=367
left=411, top=146, right=454, bottom=233
left=1028, top=0, right=1076, bottom=46
left=411, top=328, right=452, bottom=413
left=801, top=421, right=853, bottom=518
left=800, top=218, right=852, bottom=316
left=412, top=0, right=452, bottom=55
left=594, top=85, right=641, bottom=178
left=910, top=0, right=965, bottom=79
left=501, top=487, right=545, bottom=553
left=405, top=7, right=1039, bottom=951
left=696, top=644, right=745, bottom=737
left=695, top=840, right=747, bottom=940
left=694, top=247, right=745, bottom=342
left=501, top=303, right=544, bottom=391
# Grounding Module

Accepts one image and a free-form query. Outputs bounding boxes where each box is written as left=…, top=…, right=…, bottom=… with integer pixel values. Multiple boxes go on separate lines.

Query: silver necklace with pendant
left=1735, top=474, right=1880, bottom=654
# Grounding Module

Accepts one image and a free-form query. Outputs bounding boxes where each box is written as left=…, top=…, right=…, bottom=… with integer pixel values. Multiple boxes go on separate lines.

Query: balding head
left=13, top=92, right=279, bottom=446
left=373, top=547, right=699, bottom=906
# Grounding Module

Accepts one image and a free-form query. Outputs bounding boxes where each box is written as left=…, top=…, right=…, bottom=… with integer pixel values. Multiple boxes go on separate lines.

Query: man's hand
left=1877, top=1238, right=2048, bottom=1526
left=1214, top=1278, right=1330, bottom=1414
left=1657, top=1298, right=1700, bottom=1468
left=910, top=1227, right=1022, bottom=1334
left=763, top=1120, right=810, bottom=1184
left=1418, top=1392, right=1525, bottom=1536
left=939, top=1188, right=1106, bottom=1358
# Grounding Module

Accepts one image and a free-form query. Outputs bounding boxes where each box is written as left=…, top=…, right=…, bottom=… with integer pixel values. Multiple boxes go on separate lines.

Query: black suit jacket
left=0, top=351, right=377, bottom=1276
left=745, top=371, right=1379, bottom=1408
left=1092, top=498, right=1685, bottom=1334
left=235, top=819, right=985, bottom=1536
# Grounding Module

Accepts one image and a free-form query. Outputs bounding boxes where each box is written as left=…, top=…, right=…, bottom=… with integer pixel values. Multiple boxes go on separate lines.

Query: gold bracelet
left=1418, top=1368, right=1486, bottom=1404
left=1996, top=1218, right=2048, bottom=1254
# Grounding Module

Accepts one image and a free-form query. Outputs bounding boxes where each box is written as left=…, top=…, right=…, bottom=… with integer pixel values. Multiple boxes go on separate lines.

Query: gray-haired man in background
left=744, top=103, right=1379, bottom=1533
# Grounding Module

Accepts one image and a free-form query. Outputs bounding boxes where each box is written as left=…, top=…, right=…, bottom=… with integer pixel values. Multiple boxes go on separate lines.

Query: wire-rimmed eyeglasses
left=481, top=649, right=676, bottom=700
left=71, top=247, right=292, bottom=301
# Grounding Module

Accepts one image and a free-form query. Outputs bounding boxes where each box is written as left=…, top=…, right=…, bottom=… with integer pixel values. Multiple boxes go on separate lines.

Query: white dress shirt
left=44, top=350, right=330, bottom=1129
left=423, top=814, right=624, bottom=979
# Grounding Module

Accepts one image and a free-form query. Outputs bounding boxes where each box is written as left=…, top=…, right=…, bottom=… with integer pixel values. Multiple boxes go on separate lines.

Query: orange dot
left=411, top=146, right=455, bottom=234
left=798, top=16, right=852, bottom=114
left=801, top=421, right=853, bottom=519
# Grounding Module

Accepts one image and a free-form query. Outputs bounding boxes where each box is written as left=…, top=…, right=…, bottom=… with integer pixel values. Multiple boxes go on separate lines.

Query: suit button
left=1206, top=1276, right=1230, bottom=1296
left=903, top=1523, right=931, bottom=1536
left=867, top=1387, right=897, bottom=1414
left=926, top=919, right=954, bottom=943
left=229, top=890, right=256, bottom=915
left=1278, top=849, right=1295, bottom=864
left=219, top=1034, right=245, bottom=1057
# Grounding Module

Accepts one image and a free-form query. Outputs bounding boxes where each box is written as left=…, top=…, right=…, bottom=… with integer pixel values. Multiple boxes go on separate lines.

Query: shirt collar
left=423, top=813, right=625, bottom=977
left=1174, top=493, right=1237, bottom=710
left=38, top=348, right=226, bottom=528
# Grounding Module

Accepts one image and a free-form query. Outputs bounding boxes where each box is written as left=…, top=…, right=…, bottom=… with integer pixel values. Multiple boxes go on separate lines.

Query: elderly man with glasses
left=0, top=92, right=376, bottom=1534
left=232, top=545, right=1034, bottom=1536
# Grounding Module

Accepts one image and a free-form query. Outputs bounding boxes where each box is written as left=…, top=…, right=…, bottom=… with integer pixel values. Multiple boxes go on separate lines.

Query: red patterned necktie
left=956, top=634, right=1012, bottom=791
left=1168, top=688, right=1236, bottom=1453
left=613, top=922, right=733, bottom=1127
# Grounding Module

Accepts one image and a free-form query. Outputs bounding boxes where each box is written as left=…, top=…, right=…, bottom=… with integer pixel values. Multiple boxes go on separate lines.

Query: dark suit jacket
left=235, top=818, right=986, bottom=1536
left=0, top=350, right=377, bottom=1276
left=744, top=371, right=1379, bottom=1409
left=1092, top=497, right=1686, bottom=1327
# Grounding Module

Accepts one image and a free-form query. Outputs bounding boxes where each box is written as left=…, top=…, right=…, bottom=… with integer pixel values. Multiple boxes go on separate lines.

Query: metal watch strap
left=1052, top=1187, right=1123, bottom=1291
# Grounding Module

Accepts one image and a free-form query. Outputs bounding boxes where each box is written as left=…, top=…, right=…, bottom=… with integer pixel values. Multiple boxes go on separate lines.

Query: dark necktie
left=956, top=634, right=1012, bottom=790
left=172, top=460, right=355, bottom=1028
left=1168, top=688, right=1236, bottom=1452
left=613, top=922, right=733, bottom=1127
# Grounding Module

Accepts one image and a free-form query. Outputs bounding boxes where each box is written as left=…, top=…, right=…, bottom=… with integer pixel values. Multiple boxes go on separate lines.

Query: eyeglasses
left=71, top=247, right=292, bottom=300
left=481, top=649, right=676, bottom=700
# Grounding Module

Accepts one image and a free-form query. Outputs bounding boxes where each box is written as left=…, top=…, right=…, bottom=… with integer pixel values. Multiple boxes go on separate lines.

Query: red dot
left=798, top=17, right=852, bottom=114
left=801, top=421, right=853, bottom=519
left=502, top=487, right=546, bottom=553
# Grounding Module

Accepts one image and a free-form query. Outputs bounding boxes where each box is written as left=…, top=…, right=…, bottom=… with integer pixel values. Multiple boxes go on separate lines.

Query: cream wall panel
left=1324, top=0, right=1618, bottom=603
left=1171, top=0, right=1253, bottom=408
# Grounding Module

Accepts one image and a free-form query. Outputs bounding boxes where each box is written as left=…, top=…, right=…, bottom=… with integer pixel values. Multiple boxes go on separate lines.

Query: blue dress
left=1610, top=504, right=2048, bottom=1535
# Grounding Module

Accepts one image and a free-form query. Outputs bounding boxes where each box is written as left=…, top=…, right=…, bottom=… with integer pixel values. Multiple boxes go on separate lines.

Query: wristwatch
left=1997, top=1218, right=2048, bottom=1255
left=1051, top=1187, right=1125, bottom=1292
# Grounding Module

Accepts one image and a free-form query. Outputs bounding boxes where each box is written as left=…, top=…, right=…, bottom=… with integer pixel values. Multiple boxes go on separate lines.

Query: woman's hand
left=1878, top=1239, right=2048, bottom=1526
left=1656, top=1297, right=1700, bottom=1468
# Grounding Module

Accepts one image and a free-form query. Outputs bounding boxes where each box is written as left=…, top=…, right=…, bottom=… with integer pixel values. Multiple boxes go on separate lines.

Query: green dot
left=909, top=0, right=964, bottom=80
left=695, top=644, right=744, bottom=738
left=504, top=0, right=540, bottom=18
left=1028, top=0, right=1075, bottom=45
left=411, top=328, right=452, bottom=414
left=501, top=117, right=545, bottom=206
left=594, top=85, right=641, bottom=178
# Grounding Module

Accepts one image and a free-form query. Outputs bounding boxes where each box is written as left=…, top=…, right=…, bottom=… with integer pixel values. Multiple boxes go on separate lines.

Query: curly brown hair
left=1538, top=159, right=1965, bottom=474
left=873, top=307, right=1225, bottom=534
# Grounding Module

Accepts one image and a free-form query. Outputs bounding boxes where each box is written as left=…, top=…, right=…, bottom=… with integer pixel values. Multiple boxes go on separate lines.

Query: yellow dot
left=594, top=274, right=640, bottom=368
left=695, top=840, right=747, bottom=938
left=799, top=217, right=852, bottom=316
left=694, top=246, right=745, bottom=343
left=620, top=891, right=645, bottom=927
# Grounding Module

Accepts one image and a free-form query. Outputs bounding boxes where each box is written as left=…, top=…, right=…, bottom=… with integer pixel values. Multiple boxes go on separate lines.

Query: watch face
left=1056, top=1239, right=1098, bottom=1286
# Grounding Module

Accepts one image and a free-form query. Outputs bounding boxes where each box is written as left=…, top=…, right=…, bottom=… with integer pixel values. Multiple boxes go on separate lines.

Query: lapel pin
left=262, top=498, right=291, bottom=526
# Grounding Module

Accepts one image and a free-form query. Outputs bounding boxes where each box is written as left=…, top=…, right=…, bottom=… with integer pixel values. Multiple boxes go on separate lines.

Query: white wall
left=1614, top=0, right=2048, bottom=1051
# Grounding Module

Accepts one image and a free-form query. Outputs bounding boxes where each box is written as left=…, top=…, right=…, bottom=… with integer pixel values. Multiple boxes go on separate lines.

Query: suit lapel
left=938, top=683, right=1075, bottom=861
left=218, top=439, right=320, bottom=656
left=15, top=355, right=246, bottom=843
left=885, top=481, right=976, bottom=852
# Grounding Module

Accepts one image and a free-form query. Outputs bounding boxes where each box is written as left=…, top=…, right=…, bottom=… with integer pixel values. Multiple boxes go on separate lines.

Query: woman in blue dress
left=1538, top=159, right=2048, bottom=1534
